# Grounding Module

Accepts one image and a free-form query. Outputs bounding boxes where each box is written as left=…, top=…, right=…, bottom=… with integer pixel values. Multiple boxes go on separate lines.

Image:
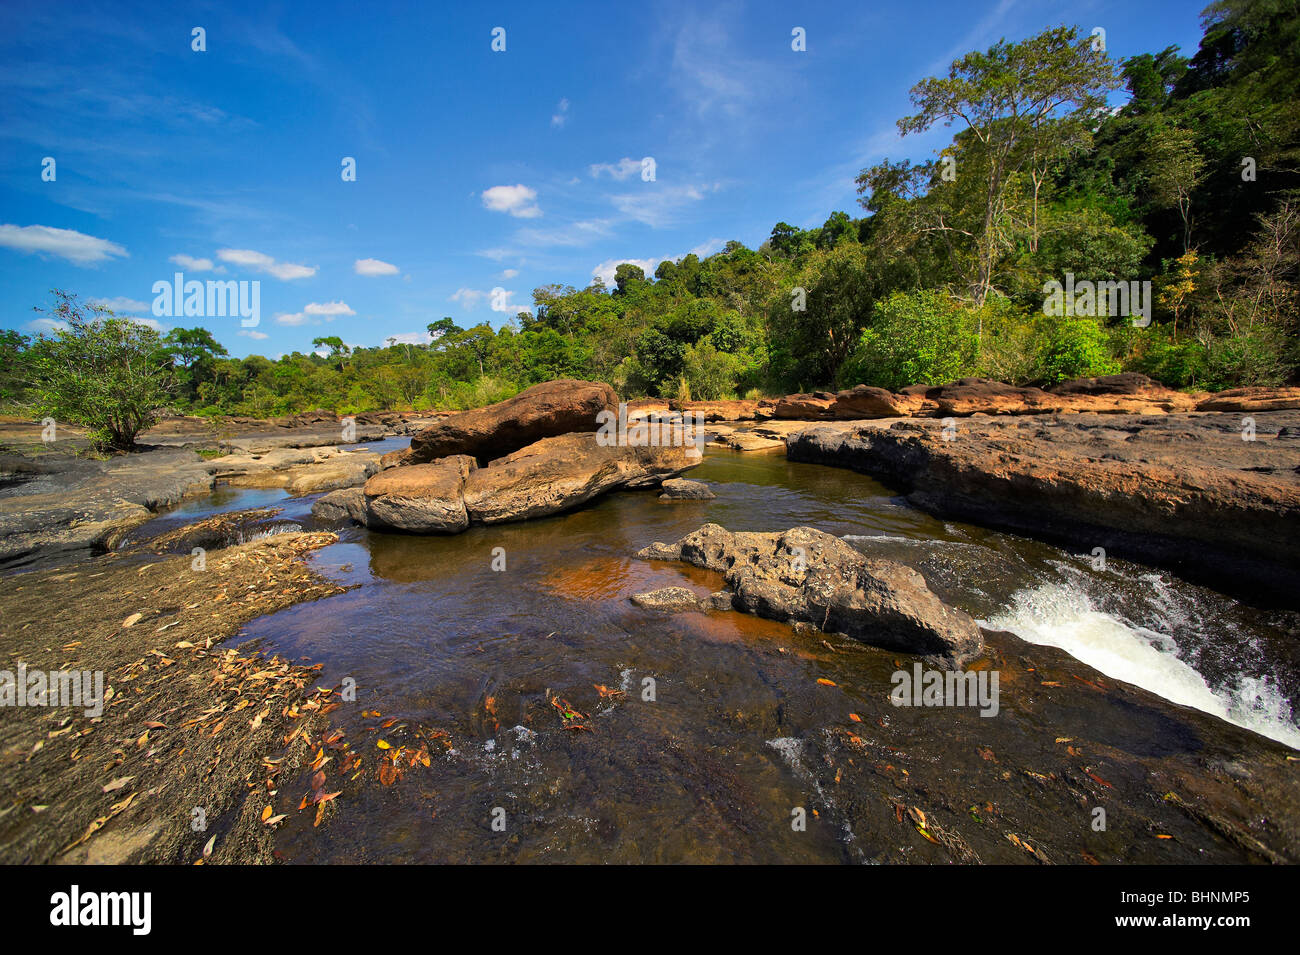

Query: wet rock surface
left=788, top=411, right=1300, bottom=603
left=659, top=478, right=716, bottom=501
left=636, top=523, right=984, bottom=666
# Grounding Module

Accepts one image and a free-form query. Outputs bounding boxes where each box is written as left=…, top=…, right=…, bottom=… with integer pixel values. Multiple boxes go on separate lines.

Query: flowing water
left=148, top=442, right=1300, bottom=863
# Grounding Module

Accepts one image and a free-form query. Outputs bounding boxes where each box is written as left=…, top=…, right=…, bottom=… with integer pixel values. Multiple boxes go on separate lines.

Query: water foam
left=984, top=582, right=1300, bottom=749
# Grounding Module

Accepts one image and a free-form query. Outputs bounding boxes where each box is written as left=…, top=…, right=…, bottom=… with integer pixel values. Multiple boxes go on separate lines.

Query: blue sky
left=1, top=0, right=1208, bottom=358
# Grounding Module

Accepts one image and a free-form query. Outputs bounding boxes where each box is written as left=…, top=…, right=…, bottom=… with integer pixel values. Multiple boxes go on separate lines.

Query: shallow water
left=183, top=445, right=1298, bottom=862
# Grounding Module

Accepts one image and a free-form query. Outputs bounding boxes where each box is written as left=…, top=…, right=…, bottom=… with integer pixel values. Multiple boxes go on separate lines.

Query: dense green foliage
left=5, top=2, right=1297, bottom=423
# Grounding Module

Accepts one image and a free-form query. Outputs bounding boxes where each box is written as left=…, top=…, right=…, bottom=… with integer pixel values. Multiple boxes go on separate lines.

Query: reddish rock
left=463, top=432, right=700, bottom=524
left=774, top=392, right=836, bottom=419
left=362, top=455, right=477, bottom=532
left=1195, top=387, right=1300, bottom=413
left=829, top=385, right=914, bottom=419
left=409, top=379, right=617, bottom=464
left=379, top=447, right=412, bottom=469
left=670, top=399, right=771, bottom=421
left=788, top=411, right=1300, bottom=604
left=924, top=378, right=1062, bottom=416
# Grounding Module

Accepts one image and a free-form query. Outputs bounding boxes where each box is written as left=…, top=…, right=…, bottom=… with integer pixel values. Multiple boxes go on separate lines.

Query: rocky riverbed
left=1, top=376, right=1298, bottom=864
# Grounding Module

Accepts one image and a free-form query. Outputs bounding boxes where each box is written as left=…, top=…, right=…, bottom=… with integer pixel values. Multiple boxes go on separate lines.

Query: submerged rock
left=659, top=478, right=716, bottom=501
left=636, top=523, right=983, bottom=666
left=630, top=587, right=706, bottom=612
left=408, top=379, right=617, bottom=464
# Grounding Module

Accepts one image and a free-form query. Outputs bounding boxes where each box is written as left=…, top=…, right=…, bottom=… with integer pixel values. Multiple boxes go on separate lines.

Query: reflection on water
left=215, top=446, right=1300, bottom=863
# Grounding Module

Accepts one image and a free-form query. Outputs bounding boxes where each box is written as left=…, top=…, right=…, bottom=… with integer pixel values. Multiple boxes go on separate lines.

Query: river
left=133, top=441, right=1300, bottom=863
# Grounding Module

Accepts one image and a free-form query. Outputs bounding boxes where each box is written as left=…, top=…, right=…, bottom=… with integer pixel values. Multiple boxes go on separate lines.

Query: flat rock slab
left=787, top=411, right=1300, bottom=604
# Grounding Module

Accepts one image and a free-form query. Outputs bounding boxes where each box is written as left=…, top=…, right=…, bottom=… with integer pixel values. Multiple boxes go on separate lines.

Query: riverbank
left=787, top=410, right=1300, bottom=605
left=0, top=532, right=348, bottom=864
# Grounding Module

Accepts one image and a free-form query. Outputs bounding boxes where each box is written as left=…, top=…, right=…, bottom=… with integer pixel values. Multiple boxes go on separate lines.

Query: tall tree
left=868, top=26, right=1120, bottom=306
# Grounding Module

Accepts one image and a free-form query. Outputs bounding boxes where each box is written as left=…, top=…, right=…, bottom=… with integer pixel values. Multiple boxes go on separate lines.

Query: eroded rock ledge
left=635, top=523, right=983, bottom=666
left=787, top=412, right=1300, bottom=604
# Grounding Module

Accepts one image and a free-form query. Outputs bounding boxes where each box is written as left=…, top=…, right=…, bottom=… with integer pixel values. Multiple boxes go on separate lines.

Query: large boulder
left=636, top=523, right=983, bottom=666
left=670, top=398, right=774, bottom=421
left=923, top=378, right=1061, bottom=416
left=829, top=385, right=916, bottom=419
left=362, top=455, right=477, bottom=532
left=1050, top=373, right=1161, bottom=396
left=463, top=432, right=700, bottom=524
left=409, top=380, right=618, bottom=463
left=311, top=486, right=366, bottom=523
left=774, top=392, right=836, bottom=419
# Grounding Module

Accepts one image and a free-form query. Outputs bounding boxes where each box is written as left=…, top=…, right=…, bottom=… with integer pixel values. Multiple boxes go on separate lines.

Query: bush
left=1125, top=332, right=1207, bottom=388
left=26, top=292, right=173, bottom=451
left=843, top=290, right=979, bottom=390
left=682, top=341, right=742, bottom=400
left=1202, top=324, right=1295, bottom=389
left=1035, top=314, right=1119, bottom=384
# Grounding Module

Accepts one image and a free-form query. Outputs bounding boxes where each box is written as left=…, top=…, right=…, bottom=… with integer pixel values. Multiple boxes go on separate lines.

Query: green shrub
left=1035, top=314, right=1119, bottom=384
left=26, top=292, right=174, bottom=451
left=843, top=290, right=979, bottom=390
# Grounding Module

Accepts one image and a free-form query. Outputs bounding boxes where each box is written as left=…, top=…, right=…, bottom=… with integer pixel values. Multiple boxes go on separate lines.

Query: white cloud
left=551, top=98, right=570, bottom=128
left=592, top=257, right=660, bottom=287
left=450, top=288, right=486, bottom=309
left=481, top=184, right=541, bottom=219
left=513, top=218, right=613, bottom=248
left=589, top=157, right=643, bottom=181
left=611, top=183, right=714, bottom=227
left=239, top=329, right=269, bottom=340
left=304, top=301, right=355, bottom=317
left=0, top=224, right=127, bottom=266
left=25, top=317, right=68, bottom=335
left=169, top=253, right=215, bottom=271
left=384, top=331, right=432, bottom=346
left=491, top=288, right=533, bottom=315
left=355, top=257, right=399, bottom=276
left=274, top=301, right=355, bottom=325
left=216, top=248, right=316, bottom=280
left=500, top=268, right=519, bottom=279
left=90, top=296, right=152, bottom=314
